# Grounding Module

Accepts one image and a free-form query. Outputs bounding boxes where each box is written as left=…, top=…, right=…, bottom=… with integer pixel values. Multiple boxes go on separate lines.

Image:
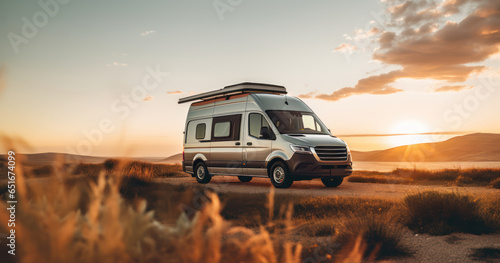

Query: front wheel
left=195, top=162, right=211, bottom=184
left=269, top=161, right=293, bottom=188
left=238, top=176, right=252, bottom=182
left=321, top=177, right=343, bottom=187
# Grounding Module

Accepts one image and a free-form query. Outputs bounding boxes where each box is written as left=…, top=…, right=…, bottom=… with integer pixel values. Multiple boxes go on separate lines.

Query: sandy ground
left=159, top=176, right=500, bottom=262
left=398, top=231, right=500, bottom=263
left=158, top=176, right=500, bottom=199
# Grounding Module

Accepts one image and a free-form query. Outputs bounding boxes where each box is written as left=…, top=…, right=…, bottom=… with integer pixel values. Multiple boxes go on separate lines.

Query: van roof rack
left=178, top=82, right=287, bottom=104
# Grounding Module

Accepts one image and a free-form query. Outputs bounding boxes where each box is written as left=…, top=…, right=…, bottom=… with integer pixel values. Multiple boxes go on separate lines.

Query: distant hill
left=351, top=133, right=500, bottom=162
left=1, top=152, right=168, bottom=166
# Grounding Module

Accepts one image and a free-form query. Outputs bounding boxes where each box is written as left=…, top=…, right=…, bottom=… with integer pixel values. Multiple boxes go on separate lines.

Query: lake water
left=353, top=162, right=500, bottom=172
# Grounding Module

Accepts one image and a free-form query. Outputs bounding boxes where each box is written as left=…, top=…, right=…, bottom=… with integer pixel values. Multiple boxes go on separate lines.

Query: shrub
left=490, top=177, right=500, bottom=189
left=335, top=215, right=411, bottom=260
left=31, top=165, right=55, bottom=177
left=402, top=191, right=494, bottom=235
left=468, top=247, right=500, bottom=262
left=455, top=175, right=473, bottom=186
left=296, top=219, right=336, bottom=237
left=103, top=158, right=119, bottom=171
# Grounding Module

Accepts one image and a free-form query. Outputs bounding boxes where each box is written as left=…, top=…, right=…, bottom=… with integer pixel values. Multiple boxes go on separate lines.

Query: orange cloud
left=334, top=43, right=357, bottom=53
left=314, top=0, right=500, bottom=101
left=166, top=90, right=183, bottom=94
left=434, top=85, right=472, bottom=92
left=298, top=91, right=317, bottom=99
left=143, top=95, right=153, bottom=101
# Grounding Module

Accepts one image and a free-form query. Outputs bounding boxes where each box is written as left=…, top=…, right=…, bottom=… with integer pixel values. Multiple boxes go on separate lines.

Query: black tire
left=194, top=162, right=211, bottom=184
left=269, top=161, right=293, bottom=188
left=321, top=177, right=343, bottom=187
left=238, top=176, right=253, bottom=182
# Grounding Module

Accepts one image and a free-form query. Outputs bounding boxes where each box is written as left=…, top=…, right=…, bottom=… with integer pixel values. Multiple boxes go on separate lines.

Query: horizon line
left=336, top=131, right=471, bottom=138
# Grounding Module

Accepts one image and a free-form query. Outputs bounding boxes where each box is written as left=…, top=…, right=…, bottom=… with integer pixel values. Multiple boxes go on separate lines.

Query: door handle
left=235, top=142, right=241, bottom=145
left=247, top=142, right=253, bottom=146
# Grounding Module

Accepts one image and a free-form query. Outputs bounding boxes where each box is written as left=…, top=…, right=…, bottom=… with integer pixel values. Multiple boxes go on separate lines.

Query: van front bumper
left=285, top=153, right=352, bottom=180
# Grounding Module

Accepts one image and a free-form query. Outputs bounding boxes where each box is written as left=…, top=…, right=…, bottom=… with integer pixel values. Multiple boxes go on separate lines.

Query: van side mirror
left=260, top=127, right=275, bottom=140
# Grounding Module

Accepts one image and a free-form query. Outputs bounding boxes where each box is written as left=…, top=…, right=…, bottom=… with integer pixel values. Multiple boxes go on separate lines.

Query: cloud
left=143, top=95, right=153, bottom=101
left=316, top=70, right=404, bottom=101
left=314, top=0, right=500, bottom=101
left=434, top=85, right=472, bottom=92
left=140, top=30, right=156, bottom=36
left=166, top=90, right=183, bottom=94
left=334, top=43, right=358, bottom=53
left=298, top=90, right=318, bottom=99
left=107, top=62, right=128, bottom=67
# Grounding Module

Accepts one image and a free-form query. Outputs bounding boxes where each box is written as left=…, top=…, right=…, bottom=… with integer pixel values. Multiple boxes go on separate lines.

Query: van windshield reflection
left=266, top=110, right=330, bottom=135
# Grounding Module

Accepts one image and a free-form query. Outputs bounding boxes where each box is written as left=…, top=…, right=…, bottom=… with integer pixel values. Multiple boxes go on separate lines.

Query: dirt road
left=158, top=176, right=500, bottom=199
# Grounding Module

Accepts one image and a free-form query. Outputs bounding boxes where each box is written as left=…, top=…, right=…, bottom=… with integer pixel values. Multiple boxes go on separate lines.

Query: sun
left=391, top=120, right=429, bottom=135
left=388, top=120, right=431, bottom=147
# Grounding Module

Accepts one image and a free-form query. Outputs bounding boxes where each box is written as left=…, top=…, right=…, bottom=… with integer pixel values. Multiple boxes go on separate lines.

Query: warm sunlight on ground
left=388, top=120, right=432, bottom=147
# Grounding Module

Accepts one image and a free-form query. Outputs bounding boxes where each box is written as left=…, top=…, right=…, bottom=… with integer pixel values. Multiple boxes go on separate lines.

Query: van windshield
left=266, top=110, right=330, bottom=135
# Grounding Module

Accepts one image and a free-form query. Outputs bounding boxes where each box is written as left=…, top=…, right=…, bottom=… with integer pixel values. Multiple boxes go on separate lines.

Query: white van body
left=179, top=83, right=352, bottom=188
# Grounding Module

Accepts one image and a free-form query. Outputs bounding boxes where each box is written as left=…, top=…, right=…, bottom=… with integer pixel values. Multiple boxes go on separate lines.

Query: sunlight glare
left=388, top=120, right=432, bottom=147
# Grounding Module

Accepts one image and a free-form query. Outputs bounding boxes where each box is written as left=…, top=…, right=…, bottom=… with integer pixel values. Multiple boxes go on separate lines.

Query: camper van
left=178, top=83, right=352, bottom=188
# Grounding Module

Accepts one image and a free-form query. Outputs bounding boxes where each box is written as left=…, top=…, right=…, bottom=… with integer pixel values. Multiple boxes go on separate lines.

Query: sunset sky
left=0, top=0, right=499, bottom=157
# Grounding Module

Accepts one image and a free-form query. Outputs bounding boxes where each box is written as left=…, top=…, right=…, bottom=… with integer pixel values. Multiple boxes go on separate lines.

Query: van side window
left=249, top=113, right=274, bottom=139
left=211, top=114, right=242, bottom=141
left=214, top=122, right=230, bottom=137
left=195, top=123, right=206, bottom=139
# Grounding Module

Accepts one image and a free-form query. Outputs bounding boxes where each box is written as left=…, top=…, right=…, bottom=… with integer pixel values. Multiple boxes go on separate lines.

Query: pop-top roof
left=178, top=82, right=287, bottom=104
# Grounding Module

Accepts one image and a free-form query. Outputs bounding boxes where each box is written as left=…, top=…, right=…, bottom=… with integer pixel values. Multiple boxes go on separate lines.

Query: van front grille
left=314, top=146, right=348, bottom=161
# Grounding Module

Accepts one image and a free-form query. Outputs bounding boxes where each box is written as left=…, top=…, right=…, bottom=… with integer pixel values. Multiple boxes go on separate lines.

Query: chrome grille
left=314, top=146, right=348, bottom=161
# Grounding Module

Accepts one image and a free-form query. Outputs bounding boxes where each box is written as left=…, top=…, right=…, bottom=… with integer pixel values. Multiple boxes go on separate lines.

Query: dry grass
left=335, top=215, right=412, bottom=260
left=72, top=158, right=184, bottom=180
left=0, top=169, right=303, bottom=263
left=402, top=191, right=500, bottom=235
left=349, top=168, right=500, bottom=187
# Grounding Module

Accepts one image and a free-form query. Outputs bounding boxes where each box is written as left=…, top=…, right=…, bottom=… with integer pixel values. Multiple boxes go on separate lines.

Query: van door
left=244, top=112, right=275, bottom=177
left=208, top=114, right=244, bottom=175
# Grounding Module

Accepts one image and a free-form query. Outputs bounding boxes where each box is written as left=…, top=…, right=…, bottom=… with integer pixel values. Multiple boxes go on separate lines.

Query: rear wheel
left=195, top=162, right=211, bottom=184
left=238, top=176, right=252, bottom=182
left=321, top=177, right=343, bottom=187
left=269, top=161, right=293, bottom=188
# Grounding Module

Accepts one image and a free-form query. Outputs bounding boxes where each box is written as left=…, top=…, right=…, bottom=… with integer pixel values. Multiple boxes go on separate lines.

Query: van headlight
left=290, top=145, right=313, bottom=154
